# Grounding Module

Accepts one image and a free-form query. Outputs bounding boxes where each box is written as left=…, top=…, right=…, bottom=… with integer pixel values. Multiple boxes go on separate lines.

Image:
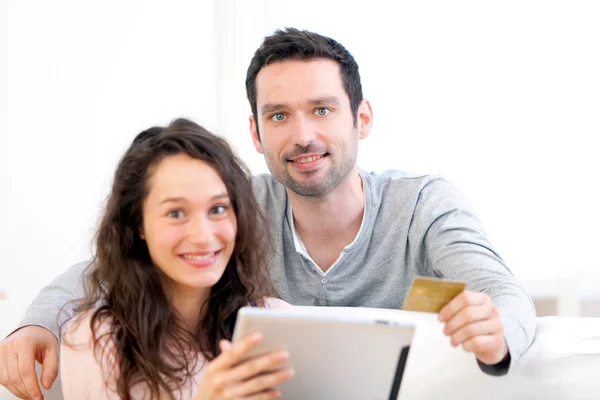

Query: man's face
left=250, top=59, right=371, bottom=197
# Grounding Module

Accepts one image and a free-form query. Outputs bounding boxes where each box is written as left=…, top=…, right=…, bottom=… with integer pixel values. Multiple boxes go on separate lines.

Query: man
left=0, top=28, right=535, bottom=399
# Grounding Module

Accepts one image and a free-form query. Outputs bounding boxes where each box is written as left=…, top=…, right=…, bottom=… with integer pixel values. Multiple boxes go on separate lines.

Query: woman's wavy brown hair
left=61, top=118, right=272, bottom=399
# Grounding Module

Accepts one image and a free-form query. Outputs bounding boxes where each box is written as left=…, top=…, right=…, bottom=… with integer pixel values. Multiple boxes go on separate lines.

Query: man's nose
left=290, top=115, right=317, bottom=147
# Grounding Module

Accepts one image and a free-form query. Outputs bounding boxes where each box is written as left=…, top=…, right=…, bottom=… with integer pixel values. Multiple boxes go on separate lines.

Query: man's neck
left=288, top=168, right=364, bottom=271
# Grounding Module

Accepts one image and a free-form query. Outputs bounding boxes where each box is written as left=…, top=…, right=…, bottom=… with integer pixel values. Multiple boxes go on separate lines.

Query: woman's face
left=141, top=153, right=237, bottom=299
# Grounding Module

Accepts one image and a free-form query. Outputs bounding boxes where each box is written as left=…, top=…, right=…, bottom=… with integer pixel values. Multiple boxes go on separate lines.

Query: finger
left=219, top=339, right=232, bottom=353
left=17, top=350, right=43, bottom=399
left=4, top=384, right=28, bottom=400
left=224, top=350, right=289, bottom=385
left=462, top=333, right=506, bottom=355
left=40, top=344, right=59, bottom=390
left=1, top=370, right=28, bottom=400
left=443, top=303, right=497, bottom=336
left=240, top=389, right=281, bottom=400
left=222, top=368, right=294, bottom=399
left=208, top=332, right=263, bottom=372
left=449, top=318, right=503, bottom=347
left=439, top=291, right=488, bottom=322
left=6, top=352, right=30, bottom=399
left=0, top=359, right=28, bottom=399
left=0, top=357, right=10, bottom=388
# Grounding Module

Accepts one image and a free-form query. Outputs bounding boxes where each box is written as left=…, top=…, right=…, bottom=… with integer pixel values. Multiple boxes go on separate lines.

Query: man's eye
left=270, top=113, right=286, bottom=122
left=315, top=108, right=330, bottom=116
left=168, top=210, right=185, bottom=219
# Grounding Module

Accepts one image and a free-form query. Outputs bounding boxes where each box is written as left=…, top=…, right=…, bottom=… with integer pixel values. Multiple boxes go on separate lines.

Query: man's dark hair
left=246, top=27, right=363, bottom=132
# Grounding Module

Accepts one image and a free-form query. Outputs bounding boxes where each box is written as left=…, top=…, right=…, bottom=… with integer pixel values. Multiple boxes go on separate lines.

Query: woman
left=60, top=118, right=294, bottom=399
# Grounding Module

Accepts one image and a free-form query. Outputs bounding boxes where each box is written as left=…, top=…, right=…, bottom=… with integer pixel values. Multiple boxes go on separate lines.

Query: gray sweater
left=18, top=169, right=535, bottom=373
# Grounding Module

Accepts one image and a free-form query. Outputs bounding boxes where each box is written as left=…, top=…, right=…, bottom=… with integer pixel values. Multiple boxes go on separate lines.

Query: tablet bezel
left=232, top=306, right=415, bottom=400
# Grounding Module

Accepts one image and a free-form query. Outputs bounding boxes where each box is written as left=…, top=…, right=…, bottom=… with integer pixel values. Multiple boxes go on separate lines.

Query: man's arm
left=412, top=178, right=536, bottom=372
left=16, top=261, right=90, bottom=340
left=0, top=261, right=89, bottom=398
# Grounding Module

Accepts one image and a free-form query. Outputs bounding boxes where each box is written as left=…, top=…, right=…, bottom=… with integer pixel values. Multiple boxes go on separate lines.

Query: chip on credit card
left=402, top=276, right=466, bottom=313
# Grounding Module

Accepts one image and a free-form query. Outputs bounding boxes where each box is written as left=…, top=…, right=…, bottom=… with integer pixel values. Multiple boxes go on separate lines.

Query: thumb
left=219, top=339, right=232, bottom=353
left=39, top=344, right=59, bottom=390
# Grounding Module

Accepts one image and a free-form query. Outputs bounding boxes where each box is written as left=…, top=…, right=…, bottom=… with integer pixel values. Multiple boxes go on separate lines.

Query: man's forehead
left=255, top=59, right=346, bottom=107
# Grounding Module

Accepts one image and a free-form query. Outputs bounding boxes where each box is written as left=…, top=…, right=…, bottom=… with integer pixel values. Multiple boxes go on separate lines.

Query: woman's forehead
left=146, top=154, right=228, bottom=203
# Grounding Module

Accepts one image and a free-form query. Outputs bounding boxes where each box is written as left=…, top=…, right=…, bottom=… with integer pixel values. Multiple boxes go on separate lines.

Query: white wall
left=1, top=1, right=599, bottom=306
left=258, top=0, right=600, bottom=297
left=0, top=0, right=218, bottom=303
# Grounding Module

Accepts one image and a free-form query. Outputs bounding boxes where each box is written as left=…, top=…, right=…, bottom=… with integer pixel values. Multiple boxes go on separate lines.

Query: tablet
left=232, top=306, right=414, bottom=400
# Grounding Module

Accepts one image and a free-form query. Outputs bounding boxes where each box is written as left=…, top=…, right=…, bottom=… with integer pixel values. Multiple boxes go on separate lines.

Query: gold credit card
left=402, top=276, right=466, bottom=313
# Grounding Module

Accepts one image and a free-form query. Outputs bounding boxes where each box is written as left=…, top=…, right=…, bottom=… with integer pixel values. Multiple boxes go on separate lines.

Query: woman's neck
left=164, top=283, right=211, bottom=331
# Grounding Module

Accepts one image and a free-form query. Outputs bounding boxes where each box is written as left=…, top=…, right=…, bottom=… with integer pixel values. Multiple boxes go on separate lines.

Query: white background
left=1, top=0, right=599, bottom=306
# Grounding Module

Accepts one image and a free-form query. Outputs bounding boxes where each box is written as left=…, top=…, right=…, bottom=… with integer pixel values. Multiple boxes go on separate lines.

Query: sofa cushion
left=1, top=302, right=599, bottom=399
left=297, top=306, right=600, bottom=399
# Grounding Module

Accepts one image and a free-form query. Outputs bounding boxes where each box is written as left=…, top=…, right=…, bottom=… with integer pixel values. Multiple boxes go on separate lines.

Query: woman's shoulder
left=261, top=297, right=293, bottom=309
left=61, top=308, right=115, bottom=349
left=60, top=308, right=121, bottom=399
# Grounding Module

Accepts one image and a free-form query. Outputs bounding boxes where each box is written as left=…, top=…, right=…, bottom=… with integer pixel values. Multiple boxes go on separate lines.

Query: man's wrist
left=476, top=351, right=511, bottom=376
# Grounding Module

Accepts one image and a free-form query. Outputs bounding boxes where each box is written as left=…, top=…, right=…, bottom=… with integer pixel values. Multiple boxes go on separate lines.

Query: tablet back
left=232, top=307, right=414, bottom=400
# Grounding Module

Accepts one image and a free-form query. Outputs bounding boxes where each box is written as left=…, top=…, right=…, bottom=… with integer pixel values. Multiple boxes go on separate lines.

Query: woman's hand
left=194, top=333, right=294, bottom=400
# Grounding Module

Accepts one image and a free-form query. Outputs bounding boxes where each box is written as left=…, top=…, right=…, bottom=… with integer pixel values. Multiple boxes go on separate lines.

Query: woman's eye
left=168, top=210, right=185, bottom=219
left=315, top=108, right=330, bottom=116
left=210, top=205, right=227, bottom=215
left=270, top=113, right=286, bottom=122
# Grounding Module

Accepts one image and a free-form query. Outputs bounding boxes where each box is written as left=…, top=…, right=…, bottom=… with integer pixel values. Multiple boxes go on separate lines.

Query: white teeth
left=182, top=253, right=215, bottom=261
left=295, top=155, right=324, bottom=163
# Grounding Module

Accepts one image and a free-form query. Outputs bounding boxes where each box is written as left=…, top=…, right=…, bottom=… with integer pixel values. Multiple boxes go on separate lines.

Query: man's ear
left=249, top=115, right=264, bottom=154
left=357, top=99, right=373, bottom=140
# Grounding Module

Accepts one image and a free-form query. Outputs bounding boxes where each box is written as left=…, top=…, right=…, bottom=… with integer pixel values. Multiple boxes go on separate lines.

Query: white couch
left=1, top=301, right=600, bottom=400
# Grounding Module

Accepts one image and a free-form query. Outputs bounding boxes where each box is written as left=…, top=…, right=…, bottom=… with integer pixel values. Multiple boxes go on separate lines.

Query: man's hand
left=438, top=291, right=508, bottom=365
left=0, top=326, right=59, bottom=400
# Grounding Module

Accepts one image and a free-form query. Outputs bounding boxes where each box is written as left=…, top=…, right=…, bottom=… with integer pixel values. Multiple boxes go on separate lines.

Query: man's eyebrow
left=260, top=96, right=342, bottom=117
left=260, top=103, right=287, bottom=117
left=308, top=96, right=341, bottom=107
